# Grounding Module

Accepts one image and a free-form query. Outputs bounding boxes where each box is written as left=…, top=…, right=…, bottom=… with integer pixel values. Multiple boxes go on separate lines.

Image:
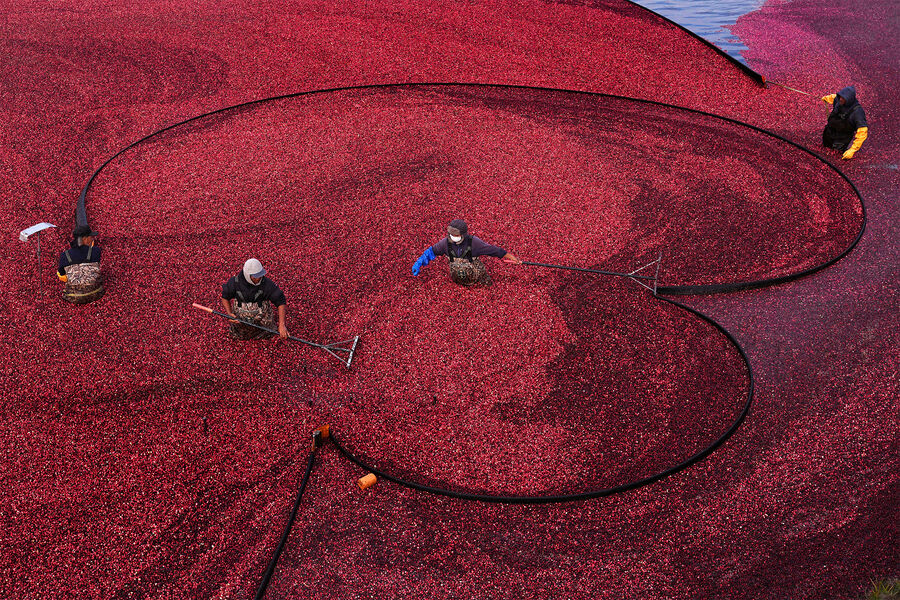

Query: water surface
left=637, top=0, right=764, bottom=64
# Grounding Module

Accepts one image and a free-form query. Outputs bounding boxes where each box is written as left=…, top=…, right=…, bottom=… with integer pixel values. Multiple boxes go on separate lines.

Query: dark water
left=637, top=0, right=764, bottom=64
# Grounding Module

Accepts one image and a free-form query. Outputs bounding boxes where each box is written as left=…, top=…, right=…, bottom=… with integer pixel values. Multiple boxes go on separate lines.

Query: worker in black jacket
left=821, top=85, right=868, bottom=159
left=220, top=258, right=288, bottom=339
left=57, top=224, right=104, bottom=304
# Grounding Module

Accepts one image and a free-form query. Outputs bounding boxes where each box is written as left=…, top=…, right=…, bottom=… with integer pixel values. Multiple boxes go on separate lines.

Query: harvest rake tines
left=192, top=303, right=360, bottom=368
left=523, top=254, right=662, bottom=293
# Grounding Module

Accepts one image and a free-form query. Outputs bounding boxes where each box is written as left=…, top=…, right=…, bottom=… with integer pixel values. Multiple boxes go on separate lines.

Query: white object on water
left=19, top=222, right=56, bottom=242
left=20, top=222, right=57, bottom=296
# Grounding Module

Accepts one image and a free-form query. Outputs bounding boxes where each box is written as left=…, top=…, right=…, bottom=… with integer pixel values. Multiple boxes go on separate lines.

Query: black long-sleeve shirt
left=430, top=236, right=506, bottom=260
left=221, top=272, right=286, bottom=306
left=57, top=241, right=101, bottom=276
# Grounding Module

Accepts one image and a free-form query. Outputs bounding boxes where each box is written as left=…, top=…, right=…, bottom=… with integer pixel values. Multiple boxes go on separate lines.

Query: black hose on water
left=253, top=449, right=318, bottom=600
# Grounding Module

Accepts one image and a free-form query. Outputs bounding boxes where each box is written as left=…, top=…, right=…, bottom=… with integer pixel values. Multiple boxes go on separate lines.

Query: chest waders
left=233, top=276, right=266, bottom=307
left=62, top=246, right=105, bottom=304
left=446, top=238, right=491, bottom=286
left=446, top=238, right=473, bottom=263
left=823, top=109, right=857, bottom=150
left=229, top=276, right=275, bottom=339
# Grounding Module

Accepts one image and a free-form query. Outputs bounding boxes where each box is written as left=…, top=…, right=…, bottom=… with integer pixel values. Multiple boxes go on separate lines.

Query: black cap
left=447, top=219, right=468, bottom=236
left=73, top=224, right=99, bottom=238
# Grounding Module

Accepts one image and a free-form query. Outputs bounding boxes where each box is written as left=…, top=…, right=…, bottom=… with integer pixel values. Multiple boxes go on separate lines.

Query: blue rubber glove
left=412, top=247, right=436, bottom=276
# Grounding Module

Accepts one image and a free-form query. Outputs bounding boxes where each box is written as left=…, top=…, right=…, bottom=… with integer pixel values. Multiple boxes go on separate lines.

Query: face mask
left=449, top=235, right=463, bottom=244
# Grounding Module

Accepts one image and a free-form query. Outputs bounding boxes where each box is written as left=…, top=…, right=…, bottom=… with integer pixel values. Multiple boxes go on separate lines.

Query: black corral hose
left=248, top=294, right=753, bottom=599
left=253, top=449, right=318, bottom=600
left=76, top=82, right=865, bottom=296
left=329, top=294, right=754, bottom=504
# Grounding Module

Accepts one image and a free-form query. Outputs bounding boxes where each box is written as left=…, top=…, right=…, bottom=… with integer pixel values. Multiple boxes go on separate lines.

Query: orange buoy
left=357, top=473, right=377, bottom=490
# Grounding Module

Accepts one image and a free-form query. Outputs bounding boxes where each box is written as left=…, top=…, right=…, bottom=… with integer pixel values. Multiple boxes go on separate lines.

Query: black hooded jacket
left=827, top=86, right=867, bottom=132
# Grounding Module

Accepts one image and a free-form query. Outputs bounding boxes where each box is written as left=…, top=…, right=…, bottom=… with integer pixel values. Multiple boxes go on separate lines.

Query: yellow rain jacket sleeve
left=842, top=127, right=868, bottom=159
left=821, top=94, right=837, bottom=104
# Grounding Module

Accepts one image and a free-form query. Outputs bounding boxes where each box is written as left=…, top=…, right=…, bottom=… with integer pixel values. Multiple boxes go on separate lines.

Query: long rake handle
left=192, top=303, right=332, bottom=349
left=766, top=80, right=817, bottom=97
left=523, top=261, right=655, bottom=280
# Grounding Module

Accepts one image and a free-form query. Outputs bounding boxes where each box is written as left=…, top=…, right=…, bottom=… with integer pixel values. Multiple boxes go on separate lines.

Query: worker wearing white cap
left=220, top=258, right=288, bottom=339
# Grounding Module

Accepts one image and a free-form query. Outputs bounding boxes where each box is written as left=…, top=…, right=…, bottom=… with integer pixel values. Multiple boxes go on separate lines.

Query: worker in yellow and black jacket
left=821, top=85, right=868, bottom=160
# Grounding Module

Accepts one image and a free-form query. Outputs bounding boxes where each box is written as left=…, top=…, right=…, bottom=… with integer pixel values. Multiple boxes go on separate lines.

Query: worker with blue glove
left=412, top=219, right=521, bottom=286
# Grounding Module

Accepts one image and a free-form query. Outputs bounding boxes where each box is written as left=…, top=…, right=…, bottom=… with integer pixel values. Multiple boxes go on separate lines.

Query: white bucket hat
left=243, top=258, right=266, bottom=285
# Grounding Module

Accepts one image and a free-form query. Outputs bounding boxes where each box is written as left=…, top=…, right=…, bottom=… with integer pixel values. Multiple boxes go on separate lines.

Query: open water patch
left=636, top=0, right=764, bottom=63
